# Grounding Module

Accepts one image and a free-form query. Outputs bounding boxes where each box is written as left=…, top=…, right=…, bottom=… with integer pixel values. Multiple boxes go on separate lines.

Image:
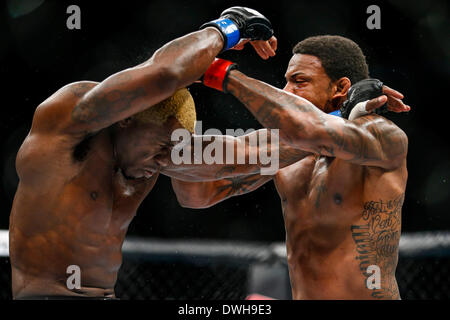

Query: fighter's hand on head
left=343, top=78, right=411, bottom=120
left=200, top=6, right=274, bottom=52
left=349, top=88, right=410, bottom=121
left=382, top=85, right=411, bottom=113
left=348, top=96, right=386, bottom=121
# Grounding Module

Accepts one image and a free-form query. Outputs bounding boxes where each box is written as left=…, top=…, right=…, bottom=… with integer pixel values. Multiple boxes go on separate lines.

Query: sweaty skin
left=173, top=54, right=408, bottom=299
left=9, top=28, right=241, bottom=299
left=11, top=121, right=158, bottom=298
left=9, top=26, right=283, bottom=299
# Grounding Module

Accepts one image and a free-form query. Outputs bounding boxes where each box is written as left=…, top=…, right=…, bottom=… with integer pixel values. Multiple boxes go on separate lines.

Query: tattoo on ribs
left=351, top=193, right=404, bottom=299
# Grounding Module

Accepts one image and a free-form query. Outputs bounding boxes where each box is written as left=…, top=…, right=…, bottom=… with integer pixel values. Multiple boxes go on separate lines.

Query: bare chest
left=16, top=131, right=157, bottom=234
left=65, top=151, right=157, bottom=232
left=274, top=155, right=364, bottom=227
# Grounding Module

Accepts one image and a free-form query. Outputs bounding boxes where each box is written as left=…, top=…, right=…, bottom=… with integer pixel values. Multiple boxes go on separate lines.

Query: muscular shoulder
left=353, top=114, right=408, bottom=170
left=351, top=113, right=403, bottom=132
left=31, top=81, right=99, bottom=136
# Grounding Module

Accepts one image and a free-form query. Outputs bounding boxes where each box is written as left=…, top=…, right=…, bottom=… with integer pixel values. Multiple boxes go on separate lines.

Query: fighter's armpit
left=278, top=143, right=310, bottom=167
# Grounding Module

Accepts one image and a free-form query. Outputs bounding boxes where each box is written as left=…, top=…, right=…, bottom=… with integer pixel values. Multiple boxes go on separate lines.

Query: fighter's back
left=274, top=146, right=407, bottom=299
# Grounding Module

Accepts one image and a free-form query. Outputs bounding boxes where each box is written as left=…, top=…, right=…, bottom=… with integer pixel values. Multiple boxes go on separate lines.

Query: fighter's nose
left=283, top=83, right=293, bottom=93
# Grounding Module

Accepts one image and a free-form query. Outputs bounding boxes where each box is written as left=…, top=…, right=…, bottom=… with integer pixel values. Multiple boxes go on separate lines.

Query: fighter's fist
left=220, top=7, right=273, bottom=41
left=201, top=7, right=274, bottom=51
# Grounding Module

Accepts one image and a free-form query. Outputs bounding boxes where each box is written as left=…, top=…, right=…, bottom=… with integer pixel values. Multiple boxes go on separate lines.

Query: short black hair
left=292, top=35, right=369, bottom=84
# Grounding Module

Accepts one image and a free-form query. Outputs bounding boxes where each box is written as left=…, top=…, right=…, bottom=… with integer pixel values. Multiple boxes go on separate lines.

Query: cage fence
left=0, top=231, right=449, bottom=300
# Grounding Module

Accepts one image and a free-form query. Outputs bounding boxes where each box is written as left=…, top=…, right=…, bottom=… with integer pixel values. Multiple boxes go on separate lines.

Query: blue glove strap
left=328, top=110, right=342, bottom=117
left=209, top=18, right=240, bottom=50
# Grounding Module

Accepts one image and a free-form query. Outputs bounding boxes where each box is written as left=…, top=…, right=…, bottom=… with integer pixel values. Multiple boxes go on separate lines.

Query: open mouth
left=143, top=169, right=154, bottom=178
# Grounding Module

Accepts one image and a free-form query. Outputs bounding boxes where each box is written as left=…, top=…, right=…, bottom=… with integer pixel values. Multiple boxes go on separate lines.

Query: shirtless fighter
left=173, top=35, right=410, bottom=299
left=8, top=7, right=279, bottom=299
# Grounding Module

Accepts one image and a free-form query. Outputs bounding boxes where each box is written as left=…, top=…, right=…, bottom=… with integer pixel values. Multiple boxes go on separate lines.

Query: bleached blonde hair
left=134, top=88, right=196, bottom=133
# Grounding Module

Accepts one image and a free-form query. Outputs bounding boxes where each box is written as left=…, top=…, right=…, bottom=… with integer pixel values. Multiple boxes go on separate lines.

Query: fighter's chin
left=120, top=168, right=138, bottom=180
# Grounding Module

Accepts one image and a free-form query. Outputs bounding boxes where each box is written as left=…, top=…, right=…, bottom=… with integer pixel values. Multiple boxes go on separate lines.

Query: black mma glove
left=340, top=79, right=388, bottom=119
left=200, top=6, right=274, bottom=51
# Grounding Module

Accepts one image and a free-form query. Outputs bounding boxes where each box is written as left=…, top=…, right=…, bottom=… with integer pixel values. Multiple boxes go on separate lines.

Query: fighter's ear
left=332, top=77, right=351, bottom=99
left=118, top=117, right=133, bottom=128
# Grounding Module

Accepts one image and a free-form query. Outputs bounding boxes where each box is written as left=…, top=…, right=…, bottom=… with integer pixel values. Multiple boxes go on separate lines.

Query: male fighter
left=172, top=35, right=410, bottom=299
left=8, top=7, right=279, bottom=299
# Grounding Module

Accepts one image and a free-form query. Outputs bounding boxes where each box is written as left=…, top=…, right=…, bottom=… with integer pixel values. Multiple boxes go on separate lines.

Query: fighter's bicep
left=316, top=116, right=407, bottom=169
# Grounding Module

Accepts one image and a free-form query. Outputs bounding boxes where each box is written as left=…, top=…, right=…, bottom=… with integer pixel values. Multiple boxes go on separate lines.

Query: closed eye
left=292, top=79, right=308, bottom=87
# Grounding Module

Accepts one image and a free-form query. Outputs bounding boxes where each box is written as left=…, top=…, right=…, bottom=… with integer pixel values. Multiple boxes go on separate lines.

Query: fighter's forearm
left=172, top=174, right=273, bottom=208
left=70, top=29, right=223, bottom=133
left=149, top=28, right=224, bottom=88
left=164, top=128, right=308, bottom=181
left=226, top=70, right=326, bottom=149
left=164, top=131, right=267, bottom=181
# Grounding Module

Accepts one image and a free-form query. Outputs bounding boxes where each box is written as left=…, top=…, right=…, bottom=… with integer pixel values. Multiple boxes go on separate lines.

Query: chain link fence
left=0, top=231, right=449, bottom=300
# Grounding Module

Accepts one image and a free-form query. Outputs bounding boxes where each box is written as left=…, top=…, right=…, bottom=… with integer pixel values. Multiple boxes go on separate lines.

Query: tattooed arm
left=226, top=70, right=408, bottom=170
left=172, top=174, right=273, bottom=208
left=163, top=128, right=307, bottom=180
left=32, top=28, right=224, bottom=137
left=168, top=134, right=308, bottom=208
left=163, top=130, right=270, bottom=181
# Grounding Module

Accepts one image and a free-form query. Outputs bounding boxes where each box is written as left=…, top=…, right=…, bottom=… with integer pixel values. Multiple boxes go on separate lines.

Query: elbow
left=140, top=60, right=181, bottom=95
left=177, top=196, right=215, bottom=209
left=154, top=65, right=181, bottom=93
left=179, top=201, right=214, bottom=209
left=385, top=131, right=409, bottom=170
left=173, top=182, right=216, bottom=209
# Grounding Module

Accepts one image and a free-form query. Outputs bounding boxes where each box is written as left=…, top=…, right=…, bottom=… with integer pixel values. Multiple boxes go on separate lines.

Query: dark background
left=0, top=0, right=448, bottom=241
